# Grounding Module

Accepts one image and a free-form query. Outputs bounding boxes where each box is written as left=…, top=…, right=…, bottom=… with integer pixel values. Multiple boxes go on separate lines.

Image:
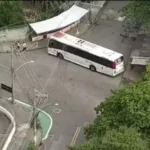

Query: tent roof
left=29, top=5, right=88, bottom=35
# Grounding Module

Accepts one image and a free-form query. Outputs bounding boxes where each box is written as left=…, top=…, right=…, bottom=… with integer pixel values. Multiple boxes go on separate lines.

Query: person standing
left=17, top=41, right=20, bottom=49
left=22, top=42, right=27, bottom=52
left=14, top=41, right=20, bottom=56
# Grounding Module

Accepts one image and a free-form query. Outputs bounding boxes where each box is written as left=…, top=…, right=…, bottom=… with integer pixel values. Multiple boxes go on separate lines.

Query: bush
left=0, top=1, right=25, bottom=28
left=25, top=141, right=36, bottom=150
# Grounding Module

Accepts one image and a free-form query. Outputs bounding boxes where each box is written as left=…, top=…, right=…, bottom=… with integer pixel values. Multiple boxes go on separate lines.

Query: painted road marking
left=70, top=126, right=81, bottom=147
left=54, top=103, right=59, bottom=106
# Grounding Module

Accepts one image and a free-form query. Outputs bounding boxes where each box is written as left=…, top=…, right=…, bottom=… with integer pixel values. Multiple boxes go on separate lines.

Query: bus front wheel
left=57, top=53, right=64, bottom=59
left=90, top=65, right=96, bottom=72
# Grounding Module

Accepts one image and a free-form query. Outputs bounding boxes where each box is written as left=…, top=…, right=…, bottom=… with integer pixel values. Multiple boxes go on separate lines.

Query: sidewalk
left=123, top=35, right=146, bottom=82
left=0, top=99, right=14, bottom=150
left=0, top=97, right=52, bottom=150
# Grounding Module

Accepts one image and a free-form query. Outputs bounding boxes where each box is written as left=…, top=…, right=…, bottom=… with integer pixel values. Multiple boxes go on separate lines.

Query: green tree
left=70, top=127, right=149, bottom=150
left=86, top=80, right=150, bottom=139
left=142, top=65, right=150, bottom=81
left=69, top=137, right=101, bottom=150
left=25, top=141, right=36, bottom=150
left=70, top=65, right=150, bottom=150
left=101, top=127, right=149, bottom=150
left=0, top=1, right=25, bottom=27
left=121, top=1, right=150, bottom=30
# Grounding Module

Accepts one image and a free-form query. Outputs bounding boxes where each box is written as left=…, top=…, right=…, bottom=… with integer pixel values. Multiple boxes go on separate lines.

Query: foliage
left=30, top=1, right=65, bottom=21
left=121, top=1, right=150, bottom=30
left=69, top=127, right=149, bottom=150
left=86, top=81, right=150, bottom=138
left=100, top=127, right=149, bottom=150
left=142, top=65, right=150, bottom=81
left=70, top=65, right=150, bottom=150
left=25, top=141, right=36, bottom=150
left=0, top=1, right=25, bottom=28
left=69, top=137, right=101, bottom=150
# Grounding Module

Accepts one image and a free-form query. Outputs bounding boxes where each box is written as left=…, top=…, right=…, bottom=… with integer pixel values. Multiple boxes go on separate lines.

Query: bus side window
left=75, top=48, right=88, bottom=58
left=49, top=39, right=63, bottom=50
left=88, top=53, right=95, bottom=61
left=101, top=58, right=112, bottom=68
left=66, top=46, right=77, bottom=54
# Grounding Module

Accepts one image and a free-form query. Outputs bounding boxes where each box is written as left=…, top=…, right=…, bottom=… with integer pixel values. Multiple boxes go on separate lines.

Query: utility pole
left=33, top=89, right=48, bottom=146
left=33, top=89, right=48, bottom=145
left=88, top=1, right=92, bottom=24
left=11, top=45, right=15, bottom=104
left=33, top=89, right=37, bottom=146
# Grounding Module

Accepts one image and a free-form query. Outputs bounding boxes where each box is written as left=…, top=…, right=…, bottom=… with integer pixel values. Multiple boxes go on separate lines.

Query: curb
left=0, top=106, right=16, bottom=150
left=8, top=97, right=52, bottom=141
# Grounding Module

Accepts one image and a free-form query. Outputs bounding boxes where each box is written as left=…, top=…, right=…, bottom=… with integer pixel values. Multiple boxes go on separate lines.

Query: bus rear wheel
left=57, top=53, right=64, bottom=59
left=90, top=65, right=96, bottom=72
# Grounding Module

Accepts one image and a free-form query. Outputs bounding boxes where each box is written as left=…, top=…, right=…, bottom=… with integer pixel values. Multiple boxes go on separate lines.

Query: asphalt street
left=0, top=112, right=10, bottom=134
left=0, top=1, right=132, bottom=150
left=0, top=112, right=10, bottom=149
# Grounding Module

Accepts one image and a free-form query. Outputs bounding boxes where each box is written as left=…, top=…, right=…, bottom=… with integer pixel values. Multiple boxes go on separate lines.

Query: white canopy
left=29, top=5, right=88, bottom=35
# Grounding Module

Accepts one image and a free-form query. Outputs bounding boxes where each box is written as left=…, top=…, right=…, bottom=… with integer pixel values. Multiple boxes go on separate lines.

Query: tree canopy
left=70, top=64, right=150, bottom=150
left=121, top=1, right=150, bottom=31
left=0, top=1, right=25, bottom=28
left=70, top=127, right=149, bottom=150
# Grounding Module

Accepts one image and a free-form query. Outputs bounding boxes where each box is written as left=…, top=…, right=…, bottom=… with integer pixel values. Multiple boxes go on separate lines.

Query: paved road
left=0, top=112, right=10, bottom=135
left=0, top=1, right=132, bottom=150
left=0, top=112, right=10, bottom=149
left=0, top=99, right=12, bottom=150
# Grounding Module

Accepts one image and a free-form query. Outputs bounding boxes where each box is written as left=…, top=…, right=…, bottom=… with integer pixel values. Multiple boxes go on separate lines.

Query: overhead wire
left=19, top=52, right=42, bottom=89
left=17, top=54, right=35, bottom=88
left=13, top=3, right=76, bottom=145
left=15, top=1, right=70, bottom=94
left=18, top=1, right=76, bottom=109
left=14, top=5, right=68, bottom=108
left=0, top=3, right=76, bottom=149
left=35, top=2, right=75, bottom=108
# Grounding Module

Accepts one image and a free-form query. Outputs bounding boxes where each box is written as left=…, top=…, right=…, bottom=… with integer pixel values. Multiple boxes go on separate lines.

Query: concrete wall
left=77, top=1, right=106, bottom=23
left=0, top=25, right=29, bottom=52
left=0, top=25, right=29, bottom=42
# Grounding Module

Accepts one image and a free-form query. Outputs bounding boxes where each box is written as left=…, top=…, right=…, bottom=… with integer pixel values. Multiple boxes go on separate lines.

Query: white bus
left=47, top=32, right=124, bottom=76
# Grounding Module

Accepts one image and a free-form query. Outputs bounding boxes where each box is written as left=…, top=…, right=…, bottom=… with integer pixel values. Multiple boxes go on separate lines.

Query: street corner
left=11, top=99, right=53, bottom=141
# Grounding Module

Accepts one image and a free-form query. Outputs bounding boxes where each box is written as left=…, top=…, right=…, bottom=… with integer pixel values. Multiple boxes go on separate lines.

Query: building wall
left=0, top=25, right=29, bottom=52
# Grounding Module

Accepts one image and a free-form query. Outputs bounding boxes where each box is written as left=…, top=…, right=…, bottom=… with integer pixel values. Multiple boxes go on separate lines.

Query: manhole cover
left=53, top=109, right=61, bottom=114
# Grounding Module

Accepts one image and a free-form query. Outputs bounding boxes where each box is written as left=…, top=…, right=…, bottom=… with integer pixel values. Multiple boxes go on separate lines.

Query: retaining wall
left=0, top=25, right=29, bottom=53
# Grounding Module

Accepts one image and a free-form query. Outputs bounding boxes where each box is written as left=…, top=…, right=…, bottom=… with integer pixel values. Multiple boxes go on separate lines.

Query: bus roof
left=51, top=32, right=123, bottom=61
